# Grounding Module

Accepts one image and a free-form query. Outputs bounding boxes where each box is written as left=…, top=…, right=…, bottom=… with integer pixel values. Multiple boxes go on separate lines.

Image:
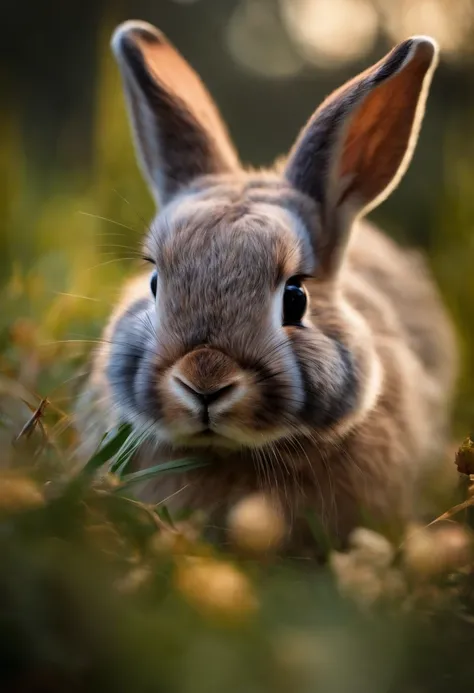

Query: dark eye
left=283, top=277, right=307, bottom=326
left=150, top=269, right=158, bottom=298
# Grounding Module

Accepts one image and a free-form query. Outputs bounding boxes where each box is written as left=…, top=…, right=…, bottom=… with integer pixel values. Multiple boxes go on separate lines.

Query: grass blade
left=109, top=432, right=148, bottom=477
left=82, top=423, right=133, bottom=474
left=117, top=458, right=208, bottom=491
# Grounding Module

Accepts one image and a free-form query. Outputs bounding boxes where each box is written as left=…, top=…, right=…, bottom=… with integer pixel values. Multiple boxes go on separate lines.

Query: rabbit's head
left=106, top=21, right=438, bottom=450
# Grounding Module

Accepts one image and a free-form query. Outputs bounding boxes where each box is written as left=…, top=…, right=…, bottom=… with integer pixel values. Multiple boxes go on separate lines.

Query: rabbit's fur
left=77, top=21, right=458, bottom=549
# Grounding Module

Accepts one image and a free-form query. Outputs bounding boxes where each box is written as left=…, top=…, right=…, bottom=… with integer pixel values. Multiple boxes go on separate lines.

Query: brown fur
left=76, top=22, right=458, bottom=552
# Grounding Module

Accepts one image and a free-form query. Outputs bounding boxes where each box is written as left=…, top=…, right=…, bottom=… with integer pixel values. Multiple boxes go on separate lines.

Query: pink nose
left=170, top=348, right=243, bottom=414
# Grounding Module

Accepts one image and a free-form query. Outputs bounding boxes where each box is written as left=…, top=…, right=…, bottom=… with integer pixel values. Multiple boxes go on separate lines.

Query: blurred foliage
left=431, top=125, right=474, bottom=428
left=1, top=1, right=474, bottom=690
left=1, top=25, right=152, bottom=407
left=0, top=410, right=474, bottom=692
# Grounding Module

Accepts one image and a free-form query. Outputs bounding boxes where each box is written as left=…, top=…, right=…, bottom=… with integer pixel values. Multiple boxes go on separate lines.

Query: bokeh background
left=2, top=0, right=474, bottom=430
left=2, top=4, right=474, bottom=692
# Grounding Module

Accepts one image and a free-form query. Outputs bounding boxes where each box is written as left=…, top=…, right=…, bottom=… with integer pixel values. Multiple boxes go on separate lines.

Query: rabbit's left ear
left=112, top=21, right=240, bottom=207
left=285, top=37, right=438, bottom=278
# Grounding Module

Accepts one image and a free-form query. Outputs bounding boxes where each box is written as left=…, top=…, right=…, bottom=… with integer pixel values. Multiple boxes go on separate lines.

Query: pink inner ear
left=338, top=46, right=432, bottom=207
left=134, top=33, right=239, bottom=169
left=140, top=39, right=212, bottom=118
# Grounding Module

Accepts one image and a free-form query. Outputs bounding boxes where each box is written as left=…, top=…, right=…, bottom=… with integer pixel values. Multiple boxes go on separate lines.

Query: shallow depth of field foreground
left=2, top=1, right=474, bottom=691
left=1, top=411, right=474, bottom=692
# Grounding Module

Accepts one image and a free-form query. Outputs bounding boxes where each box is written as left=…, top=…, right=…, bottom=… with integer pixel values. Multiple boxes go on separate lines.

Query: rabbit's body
left=78, top=22, right=457, bottom=549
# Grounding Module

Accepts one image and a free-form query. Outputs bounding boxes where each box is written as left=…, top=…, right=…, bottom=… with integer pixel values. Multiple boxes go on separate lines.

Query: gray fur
left=77, top=24, right=457, bottom=548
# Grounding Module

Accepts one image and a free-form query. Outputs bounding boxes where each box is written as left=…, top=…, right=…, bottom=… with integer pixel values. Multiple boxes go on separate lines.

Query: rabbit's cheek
left=288, top=328, right=359, bottom=430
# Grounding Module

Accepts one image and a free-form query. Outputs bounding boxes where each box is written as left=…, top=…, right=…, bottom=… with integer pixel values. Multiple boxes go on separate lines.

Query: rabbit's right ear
left=285, top=37, right=438, bottom=279
left=111, top=20, right=240, bottom=207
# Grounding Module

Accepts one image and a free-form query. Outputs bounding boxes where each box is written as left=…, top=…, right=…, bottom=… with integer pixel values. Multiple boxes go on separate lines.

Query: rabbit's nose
left=173, top=378, right=236, bottom=407
left=169, top=347, right=244, bottom=417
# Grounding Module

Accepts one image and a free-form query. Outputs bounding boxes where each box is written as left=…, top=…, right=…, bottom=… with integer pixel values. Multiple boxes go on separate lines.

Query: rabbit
left=77, top=19, right=458, bottom=551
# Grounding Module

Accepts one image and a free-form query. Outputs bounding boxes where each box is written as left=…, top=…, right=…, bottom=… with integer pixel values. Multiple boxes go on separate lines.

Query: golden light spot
left=403, top=523, right=472, bottom=579
left=226, top=0, right=305, bottom=78
left=0, top=474, right=44, bottom=513
left=378, top=0, right=474, bottom=59
left=282, top=0, right=379, bottom=68
left=228, top=493, right=286, bottom=554
left=175, top=556, right=258, bottom=620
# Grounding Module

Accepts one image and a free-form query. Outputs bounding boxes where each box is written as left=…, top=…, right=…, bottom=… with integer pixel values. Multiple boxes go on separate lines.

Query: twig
left=13, top=398, right=49, bottom=443
left=426, top=498, right=474, bottom=527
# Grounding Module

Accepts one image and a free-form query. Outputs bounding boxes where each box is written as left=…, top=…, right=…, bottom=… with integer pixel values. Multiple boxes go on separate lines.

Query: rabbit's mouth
left=190, top=427, right=219, bottom=442
left=170, top=429, right=243, bottom=451
left=165, top=420, right=290, bottom=451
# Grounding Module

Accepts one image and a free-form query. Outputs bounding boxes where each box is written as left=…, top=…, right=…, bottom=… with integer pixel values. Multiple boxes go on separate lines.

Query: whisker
left=112, top=188, right=150, bottom=230
left=98, top=244, right=144, bottom=255
left=86, top=257, right=144, bottom=271
left=52, top=291, right=102, bottom=302
left=77, top=210, right=138, bottom=234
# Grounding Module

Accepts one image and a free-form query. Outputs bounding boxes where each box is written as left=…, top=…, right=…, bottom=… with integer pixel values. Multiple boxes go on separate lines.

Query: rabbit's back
left=343, top=220, right=457, bottom=396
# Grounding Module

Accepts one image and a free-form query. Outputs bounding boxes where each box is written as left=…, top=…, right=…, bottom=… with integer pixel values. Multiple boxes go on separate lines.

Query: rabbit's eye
left=283, top=277, right=307, bottom=326
left=150, top=270, right=158, bottom=298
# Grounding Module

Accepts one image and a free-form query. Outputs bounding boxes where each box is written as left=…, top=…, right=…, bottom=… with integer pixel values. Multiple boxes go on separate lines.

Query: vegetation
left=2, top=3, right=474, bottom=691
left=1, top=382, right=474, bottom=692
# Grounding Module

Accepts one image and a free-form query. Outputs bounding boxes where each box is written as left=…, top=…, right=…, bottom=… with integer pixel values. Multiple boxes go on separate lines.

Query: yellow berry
left=227, top=493, right=286, bottom=554
left=349, top=527, right=394, bottom=569
left=404, top=524, right=472, bottom=578
left=175, top=557, right=257, bottom=620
